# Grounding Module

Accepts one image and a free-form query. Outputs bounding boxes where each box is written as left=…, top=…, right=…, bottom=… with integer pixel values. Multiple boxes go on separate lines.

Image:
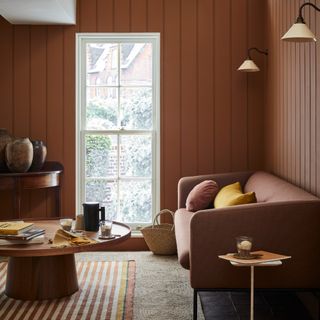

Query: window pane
left=86, top=87, right=118, bottom=130
left=85, top=179, right=117, bottom=220
left=120, top=43, right=152, bottom=86
left=119, top=180, right=152, bottom=223
left=120, top=135, right=152, bottom=177
left=120, top=87, right=152, bottom=130
left=85, top=135, right=117, bottom=178
left=86, top=43, right=118, bottom=86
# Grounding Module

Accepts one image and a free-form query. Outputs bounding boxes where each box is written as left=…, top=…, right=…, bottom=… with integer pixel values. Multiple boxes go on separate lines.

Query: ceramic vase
left=5, top=138, right=33, bottom=173
left=30, top=140, right=47, bottom=171
left=0, top=128, right=13, bottom=172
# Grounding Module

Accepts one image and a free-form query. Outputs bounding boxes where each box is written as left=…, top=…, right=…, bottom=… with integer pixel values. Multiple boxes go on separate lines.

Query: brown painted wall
left=266, top=0, right=320, bottom=196
left=0, top=0, right=266, bottom=219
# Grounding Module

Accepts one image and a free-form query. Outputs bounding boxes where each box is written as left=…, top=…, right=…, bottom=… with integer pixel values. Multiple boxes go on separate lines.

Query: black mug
left=83, top=202, right=105, bottom=231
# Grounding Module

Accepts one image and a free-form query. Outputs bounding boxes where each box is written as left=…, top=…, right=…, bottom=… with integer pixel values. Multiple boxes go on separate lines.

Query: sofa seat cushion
left=174, top=208, right=194, bottom=269
left=244, top=171, right=319, bottom=202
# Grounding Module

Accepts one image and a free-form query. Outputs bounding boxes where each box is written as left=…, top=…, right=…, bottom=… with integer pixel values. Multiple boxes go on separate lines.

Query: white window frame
left=76, top=33, right=160, bottom=228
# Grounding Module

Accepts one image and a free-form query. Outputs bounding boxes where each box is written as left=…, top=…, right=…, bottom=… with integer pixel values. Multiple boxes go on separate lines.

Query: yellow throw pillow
left=214, top=182, right=256, bottom=208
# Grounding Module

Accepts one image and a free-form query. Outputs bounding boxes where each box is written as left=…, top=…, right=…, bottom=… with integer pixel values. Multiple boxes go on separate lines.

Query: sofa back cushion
left=186, top=180, right=219, bottom=212
left=214, top=182, right=256, bottom=208
left=244, top=171, right=318, bottom=202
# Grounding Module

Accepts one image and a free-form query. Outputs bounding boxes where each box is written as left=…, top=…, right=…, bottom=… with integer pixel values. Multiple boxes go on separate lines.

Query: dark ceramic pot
left=5, top=138, right=33, bottom=173
left=30, top=140, right=47, bottom=171
left=0, top=128, right=13, bottom=172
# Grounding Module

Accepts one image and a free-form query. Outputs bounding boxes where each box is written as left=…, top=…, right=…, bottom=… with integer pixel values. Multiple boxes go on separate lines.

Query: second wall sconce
left=237, top=47, right=268, bottom=72
left=282, top=2, right=320, bottom=42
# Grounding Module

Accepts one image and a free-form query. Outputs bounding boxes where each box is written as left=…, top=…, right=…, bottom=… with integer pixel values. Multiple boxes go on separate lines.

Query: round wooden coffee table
left=0, top=219, right=131, bottom=300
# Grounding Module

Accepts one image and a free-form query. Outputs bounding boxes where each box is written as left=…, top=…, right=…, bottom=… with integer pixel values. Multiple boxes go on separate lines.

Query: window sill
left=131, top=230, right=143, bottom=238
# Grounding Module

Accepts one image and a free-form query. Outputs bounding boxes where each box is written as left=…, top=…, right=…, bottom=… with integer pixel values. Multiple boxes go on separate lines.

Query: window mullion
left=117, top=133, right=121, bottom=222
left=116, top=43, right=121, bottom=222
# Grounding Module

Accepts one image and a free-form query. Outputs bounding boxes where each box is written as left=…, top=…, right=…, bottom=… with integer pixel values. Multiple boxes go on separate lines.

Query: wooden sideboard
left=0, top=161, right=63, bottom=218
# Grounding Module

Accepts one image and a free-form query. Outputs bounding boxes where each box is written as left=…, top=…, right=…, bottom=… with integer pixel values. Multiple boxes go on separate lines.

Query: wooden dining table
left=0, top=219, right=131, bottom=300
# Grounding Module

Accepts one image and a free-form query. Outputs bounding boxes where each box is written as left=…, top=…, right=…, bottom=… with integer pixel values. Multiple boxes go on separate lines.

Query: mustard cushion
left=214, top=182, right=256, bottom=208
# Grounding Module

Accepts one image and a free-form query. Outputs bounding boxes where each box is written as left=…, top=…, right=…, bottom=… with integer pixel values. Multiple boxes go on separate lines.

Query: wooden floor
left=199, top=291, right=313, bottom=320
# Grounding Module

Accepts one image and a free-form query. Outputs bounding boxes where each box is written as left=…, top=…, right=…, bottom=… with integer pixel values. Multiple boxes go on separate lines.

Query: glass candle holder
left=100, top=220, right=113, bottom=237
left=236, top=236, right=253, bottom=257
left=60, top=218, right=73, bottom=232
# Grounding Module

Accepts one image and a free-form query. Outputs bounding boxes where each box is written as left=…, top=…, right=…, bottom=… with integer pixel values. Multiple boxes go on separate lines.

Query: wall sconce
left=282, top=2, right=320, bottom=42
left=237, top=47, right=268, bottom=72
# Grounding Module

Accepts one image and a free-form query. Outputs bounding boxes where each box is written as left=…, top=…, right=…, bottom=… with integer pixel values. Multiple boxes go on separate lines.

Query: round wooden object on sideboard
left=0, top=128, right=13, bottom=172
left=5, top=138, right=33, bottom=173
left=30, top=140, right=47, bottom=171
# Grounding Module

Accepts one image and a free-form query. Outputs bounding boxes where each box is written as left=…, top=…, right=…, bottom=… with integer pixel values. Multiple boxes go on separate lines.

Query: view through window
left=77, top=34, right=160, bottom=227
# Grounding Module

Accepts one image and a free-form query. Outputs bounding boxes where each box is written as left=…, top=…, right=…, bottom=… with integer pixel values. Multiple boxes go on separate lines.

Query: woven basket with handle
left=141, top=209, right=177, bottom=255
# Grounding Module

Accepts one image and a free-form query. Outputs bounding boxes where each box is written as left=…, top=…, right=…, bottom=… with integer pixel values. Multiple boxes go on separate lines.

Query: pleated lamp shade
left=281, top=22, right=316, bottom=42
left=237, top=59, right=260, bottom=72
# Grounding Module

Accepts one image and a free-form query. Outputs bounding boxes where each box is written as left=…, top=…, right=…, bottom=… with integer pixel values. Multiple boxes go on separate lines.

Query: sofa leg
left=193, top=289, right=198, bottom=320
left=317, top=291, right=320, bottom=320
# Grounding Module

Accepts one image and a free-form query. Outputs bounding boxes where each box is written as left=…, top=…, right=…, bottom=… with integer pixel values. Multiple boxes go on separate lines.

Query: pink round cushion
left=186, top=180, right=219, bottom=212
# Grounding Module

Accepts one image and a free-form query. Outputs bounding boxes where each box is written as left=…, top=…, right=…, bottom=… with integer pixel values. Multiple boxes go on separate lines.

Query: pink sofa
left=174, top=171, right=320, bottom=318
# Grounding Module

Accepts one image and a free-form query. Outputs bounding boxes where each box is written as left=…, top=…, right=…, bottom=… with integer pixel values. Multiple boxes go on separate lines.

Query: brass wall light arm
left=297, top=2, right=320, bottom=23
left=247, top=48, right=268, bottom=60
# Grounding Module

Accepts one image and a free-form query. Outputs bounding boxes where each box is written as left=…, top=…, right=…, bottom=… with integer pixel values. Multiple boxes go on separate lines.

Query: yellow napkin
left=51, top=229, right=97, bottom=248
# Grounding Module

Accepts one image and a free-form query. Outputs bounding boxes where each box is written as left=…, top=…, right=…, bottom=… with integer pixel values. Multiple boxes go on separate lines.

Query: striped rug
left=0, top=260, right=135, bottom=320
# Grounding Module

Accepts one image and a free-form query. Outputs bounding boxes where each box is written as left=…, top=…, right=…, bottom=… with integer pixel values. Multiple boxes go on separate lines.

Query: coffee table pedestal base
left=5, top=254, right=79, bottom=300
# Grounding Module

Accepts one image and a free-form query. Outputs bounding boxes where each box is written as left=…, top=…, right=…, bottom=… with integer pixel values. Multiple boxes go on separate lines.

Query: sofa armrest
left=177, top=171, right=253, bottom=209
left=189, top=200, right=320, bottom=289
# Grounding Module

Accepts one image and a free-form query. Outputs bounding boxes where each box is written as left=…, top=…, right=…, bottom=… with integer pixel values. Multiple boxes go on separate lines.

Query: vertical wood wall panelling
left=276, top=0, right=280, bottom=173
left=13, top=27, right=30, bottom=138
left=283, top=0, right=288, bottom=179
left=63, top=14, right=79, bottom=216
left=290, top=0, right=296, bottom=183
left=305, top=4, right=311, bottom=191
left=197, top=0, right=214, bottom=174
left=265, top=0, right=273, bottom=172
left=97, top=0, right=114, bottom=31
left=181, top=0, right=197, bottom=176
left=29, top=26, right=48, bottom=218
left=214, top=0, right=232, bottom=172
left=0, top=18, right=13, bottom=130
left=163, top=0, right=181, bottom=211
left=309, top=3, right=316, bottom=194
left=272, top=0, right=277, bottom=173
left=13, top=26, right=31, bottom=218
left=247, top=0, right=265, bottom=170
left=79, top=0, right=97, bottom=32
left=295, top=0, right=301, bottom=186
left=47, top=26, right=64, bottom=216
left=0, top=18, right=13, bottom=218
left=267, top=0, right=320, bottom=197
left=231, top=0, right=248, bottom=171
left=147, top=0, right=165, bottom=217
left=114, top=0, right=130, bottom=32
left=290, top=1, right=296, bottom=182
left=300, top=0, right=306, bottom=189
left=317, top=0, right=320, bottom=195
left=131, top=0, right=147, bottom=31
left=147, top=0, right=163, bottom=32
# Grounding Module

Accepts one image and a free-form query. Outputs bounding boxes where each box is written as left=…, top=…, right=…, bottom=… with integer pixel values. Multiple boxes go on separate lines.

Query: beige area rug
left=76, top=252, right=205, bottom=320
left=0, top=260, right=135, bottom=320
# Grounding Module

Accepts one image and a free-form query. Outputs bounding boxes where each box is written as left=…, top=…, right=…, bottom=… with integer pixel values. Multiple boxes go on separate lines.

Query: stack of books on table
left=0, top=221, right=45, bottom=245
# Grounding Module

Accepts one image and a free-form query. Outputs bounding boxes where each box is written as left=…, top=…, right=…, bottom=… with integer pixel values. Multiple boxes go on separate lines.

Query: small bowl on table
left=60, top=218, right=73, bottom=232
